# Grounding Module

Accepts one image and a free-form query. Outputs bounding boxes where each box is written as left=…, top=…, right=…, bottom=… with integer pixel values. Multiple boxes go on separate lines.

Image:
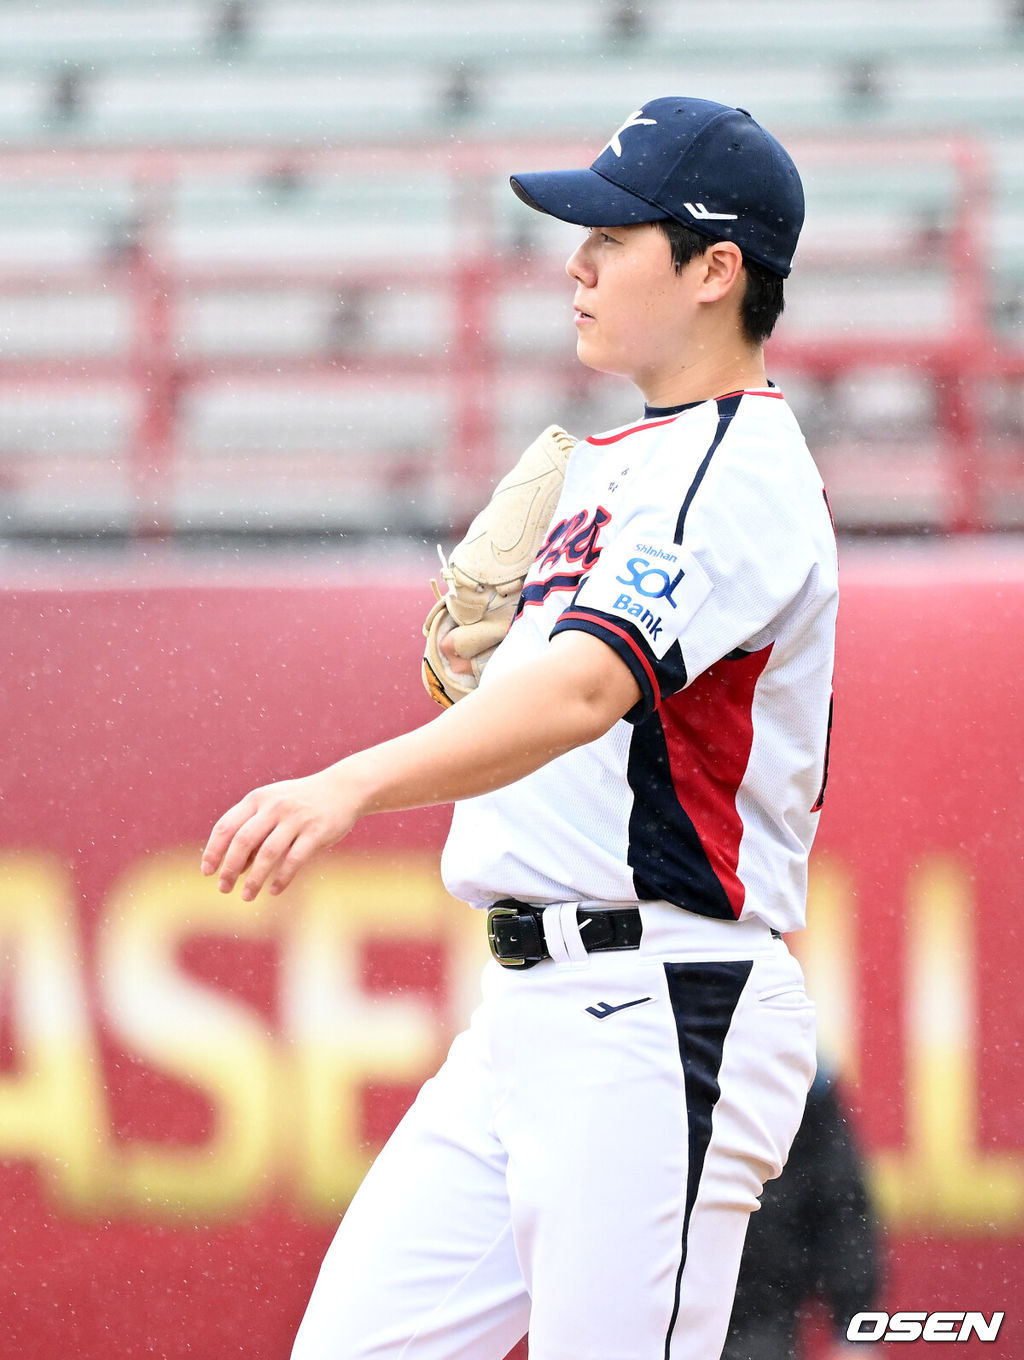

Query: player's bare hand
left=439, top=626, right=474, bottom=676
left=201, top=767, right=358, bottom=901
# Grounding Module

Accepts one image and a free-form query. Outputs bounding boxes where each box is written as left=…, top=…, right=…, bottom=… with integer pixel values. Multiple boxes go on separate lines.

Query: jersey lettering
left=535, top=505, right=611, bottom=574
left=517, top=505, right=612, bottom=615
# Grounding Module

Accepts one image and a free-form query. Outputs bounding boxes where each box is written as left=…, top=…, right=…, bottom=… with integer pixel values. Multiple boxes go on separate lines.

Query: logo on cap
left=684, top=202, right=739, bottom=222
left=602, top=110, right=658, bottom=158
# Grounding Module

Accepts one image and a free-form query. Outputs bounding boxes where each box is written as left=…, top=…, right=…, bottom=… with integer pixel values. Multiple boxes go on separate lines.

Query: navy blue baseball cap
left=510, top=97, right=804, bottom=277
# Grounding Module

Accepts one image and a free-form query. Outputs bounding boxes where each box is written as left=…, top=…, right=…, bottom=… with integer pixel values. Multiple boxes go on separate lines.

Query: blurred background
left=1, top=3, right=1023, bottom=1358
left=2, top=0, right=1024, bottom=543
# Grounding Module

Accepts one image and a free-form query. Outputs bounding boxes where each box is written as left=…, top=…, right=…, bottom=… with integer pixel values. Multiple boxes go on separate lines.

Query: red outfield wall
left=1, top=543, right=1022, bottom=1358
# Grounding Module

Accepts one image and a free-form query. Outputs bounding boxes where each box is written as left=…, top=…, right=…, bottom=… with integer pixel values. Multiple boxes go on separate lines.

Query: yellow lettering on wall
left=438, top=883, right=493, bottom=1035
left=98, top=853, right=278, bottom=1216
left=5, top=842, right=1024, bottom=1234
left=0, top=853, right=111, bottom=1209
left=873, top=855, right=1024, bottom=1230
left=802, top=854, right=860, bottom=1084
left=284, top=853, right=472, bottom=1213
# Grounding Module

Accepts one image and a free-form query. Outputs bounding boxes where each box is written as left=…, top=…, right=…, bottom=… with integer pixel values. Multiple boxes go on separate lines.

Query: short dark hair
left=656, top=219, right=786, bottom=346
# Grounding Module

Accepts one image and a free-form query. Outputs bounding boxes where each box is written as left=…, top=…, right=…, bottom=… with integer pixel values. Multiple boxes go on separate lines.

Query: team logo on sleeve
left=611, top=548, right=687, bottom=643
left=615, top=550, right=685, bottom=608
left=577, top=536, right=714, bottom=660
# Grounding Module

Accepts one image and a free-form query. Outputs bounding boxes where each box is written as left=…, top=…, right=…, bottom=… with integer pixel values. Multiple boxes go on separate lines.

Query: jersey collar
left=643, top=382, right=780, bottom=421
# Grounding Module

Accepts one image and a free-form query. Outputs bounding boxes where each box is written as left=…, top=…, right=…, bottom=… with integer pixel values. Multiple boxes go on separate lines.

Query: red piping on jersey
left=557, top=610, right=661, bottom=707
left=659, top=642, right=774, bottom=919
left=585, top=417, right=679, bottom=446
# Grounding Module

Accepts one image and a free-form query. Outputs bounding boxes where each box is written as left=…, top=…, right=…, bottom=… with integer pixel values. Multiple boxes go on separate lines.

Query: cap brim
left=510, top=168, right=665, bottom=227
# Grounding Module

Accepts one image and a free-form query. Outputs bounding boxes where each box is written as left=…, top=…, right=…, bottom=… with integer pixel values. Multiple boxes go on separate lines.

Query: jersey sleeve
left=551, top=437, right=828, bottom=722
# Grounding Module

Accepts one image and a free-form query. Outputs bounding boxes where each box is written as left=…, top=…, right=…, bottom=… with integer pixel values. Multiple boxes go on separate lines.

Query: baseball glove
left=422, top=424, right=577, bottom=707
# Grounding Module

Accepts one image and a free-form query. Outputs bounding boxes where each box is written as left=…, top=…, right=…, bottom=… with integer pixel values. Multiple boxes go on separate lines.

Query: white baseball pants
left=291, top=908, right=816, bottom=1360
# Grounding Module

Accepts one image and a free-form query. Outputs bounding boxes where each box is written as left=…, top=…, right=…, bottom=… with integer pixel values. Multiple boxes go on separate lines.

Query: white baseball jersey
left=442, top=389, right=838, bottom=934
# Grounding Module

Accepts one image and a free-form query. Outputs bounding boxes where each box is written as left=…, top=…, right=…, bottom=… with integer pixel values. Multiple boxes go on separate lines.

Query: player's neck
left=639, top=340, right=767, bottom=410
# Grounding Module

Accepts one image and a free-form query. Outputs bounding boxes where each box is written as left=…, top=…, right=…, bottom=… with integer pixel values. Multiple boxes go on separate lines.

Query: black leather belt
left=486, top=899, right=643, bottom=969
left=486, top=899, right=783, bottom=969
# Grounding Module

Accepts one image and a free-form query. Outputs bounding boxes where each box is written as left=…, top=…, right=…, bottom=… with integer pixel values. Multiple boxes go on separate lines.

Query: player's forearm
left=340, top=634, right=636, bottom=817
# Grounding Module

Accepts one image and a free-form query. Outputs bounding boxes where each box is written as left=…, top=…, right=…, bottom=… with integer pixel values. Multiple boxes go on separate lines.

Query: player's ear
left=697, top=241, right=745, bottom=302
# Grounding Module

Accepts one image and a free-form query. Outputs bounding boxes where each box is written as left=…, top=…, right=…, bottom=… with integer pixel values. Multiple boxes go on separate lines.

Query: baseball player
left=202, top=97, right=838, bottom=1360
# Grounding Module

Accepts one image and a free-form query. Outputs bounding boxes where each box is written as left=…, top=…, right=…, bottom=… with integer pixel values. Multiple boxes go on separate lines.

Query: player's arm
left=201, top=629, right=640, bottom=901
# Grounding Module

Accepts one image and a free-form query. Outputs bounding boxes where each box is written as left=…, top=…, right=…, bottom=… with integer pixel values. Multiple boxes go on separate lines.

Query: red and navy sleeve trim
left=551, top=606, right=666, bottom=721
